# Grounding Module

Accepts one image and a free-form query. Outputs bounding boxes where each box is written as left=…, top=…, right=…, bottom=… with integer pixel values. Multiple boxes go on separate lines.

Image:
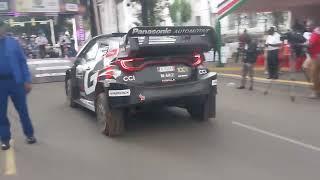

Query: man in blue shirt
left=0, top=21, right=36, bottom=150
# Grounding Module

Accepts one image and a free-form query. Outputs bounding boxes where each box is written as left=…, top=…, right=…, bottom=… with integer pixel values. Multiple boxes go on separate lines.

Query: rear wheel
left=66, top=79, right=77, bottom=108
left=187, top=93, right=216, bottom=122
left=96, top=93, right=126, bottom=137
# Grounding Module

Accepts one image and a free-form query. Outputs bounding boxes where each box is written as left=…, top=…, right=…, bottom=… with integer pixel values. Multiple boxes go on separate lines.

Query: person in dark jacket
left=0, top=21, right=36, bottom=150
left=237, top=38, right=258, bottom=90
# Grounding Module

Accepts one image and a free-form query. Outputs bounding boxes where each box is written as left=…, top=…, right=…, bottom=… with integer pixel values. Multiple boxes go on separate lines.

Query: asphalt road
left=1, top=78, right=320, bottom=180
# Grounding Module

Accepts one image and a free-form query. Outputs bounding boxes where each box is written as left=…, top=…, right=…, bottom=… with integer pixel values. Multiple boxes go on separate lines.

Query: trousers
left=311, top=55, right=320, bottom=93
left=0, top=79, right=34, bottom=142
left=267, top=49, right=279, bottom=79
left=241, top=63, right=254, bottom=88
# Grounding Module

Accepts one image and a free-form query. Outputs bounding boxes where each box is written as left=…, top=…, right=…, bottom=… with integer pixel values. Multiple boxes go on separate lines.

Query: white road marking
left=232, top=121, right=320, bottom=152
left=36, top=66, right=70, bottom=71
left=2, top=140, right=17, bottom=176
left=35, top=72, right=66, bottom=78
left=27, top=60, right=70, bottom=65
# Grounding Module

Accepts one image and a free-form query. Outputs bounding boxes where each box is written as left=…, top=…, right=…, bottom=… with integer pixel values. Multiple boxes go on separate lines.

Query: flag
left=217, top=0, right=247, bottom=20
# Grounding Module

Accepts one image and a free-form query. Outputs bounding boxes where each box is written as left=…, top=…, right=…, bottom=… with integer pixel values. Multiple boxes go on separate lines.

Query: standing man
left=237, top=38, right=258, bottom=90
left=35, top=33, right=48, bottom=59
left=237, top=29, right=251, bottom=63
left=0, top=21, right=36, bottom=150
left=266, top=27, right=282, bottom=79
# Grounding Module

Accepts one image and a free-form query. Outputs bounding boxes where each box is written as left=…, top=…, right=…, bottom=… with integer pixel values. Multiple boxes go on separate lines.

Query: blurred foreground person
left=237, top=38, right=258, bottom=90
left=308, top=27, right=320, bottom=98
left=0, top=21, right=36, bottom=151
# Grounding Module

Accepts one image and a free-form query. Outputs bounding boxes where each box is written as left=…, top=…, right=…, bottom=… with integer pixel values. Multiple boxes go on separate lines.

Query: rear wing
left=125, top=26, right=217, bottom=54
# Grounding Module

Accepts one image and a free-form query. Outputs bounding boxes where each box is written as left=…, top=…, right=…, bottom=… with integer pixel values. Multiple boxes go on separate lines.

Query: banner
left=75, top=15, right=86, bottom=46
left=63, top=0, right=79, bottom=12
left=216, top=0, right=247, bottom=19
left=0, top=0, right=9, bottom=12
left=16, top=0, right=60, bottom=13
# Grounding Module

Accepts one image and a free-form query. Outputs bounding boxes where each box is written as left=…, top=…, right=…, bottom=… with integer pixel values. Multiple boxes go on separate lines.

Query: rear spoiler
left=125, top=26, right=217, bottom=51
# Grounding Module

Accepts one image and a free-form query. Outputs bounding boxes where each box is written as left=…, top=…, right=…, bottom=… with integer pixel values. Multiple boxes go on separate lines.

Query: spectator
left=237, top=38, right=258, bottom=90
left=35, top=33, right=48, bottom=59
left=237, top=29, right=251, bottom=63
left=308, top=27, right=320, bottom=98
left=265, top=27, right=282, bottom=79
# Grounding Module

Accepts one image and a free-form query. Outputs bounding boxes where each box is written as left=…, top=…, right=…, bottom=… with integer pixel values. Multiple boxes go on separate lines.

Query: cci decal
left=123, top=75, right=136, bottom=82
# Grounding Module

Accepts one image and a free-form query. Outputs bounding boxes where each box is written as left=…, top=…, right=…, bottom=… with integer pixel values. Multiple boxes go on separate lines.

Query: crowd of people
left=11, top=31, right=77, bottom=59
left=237, top=19, right=320, bottom=98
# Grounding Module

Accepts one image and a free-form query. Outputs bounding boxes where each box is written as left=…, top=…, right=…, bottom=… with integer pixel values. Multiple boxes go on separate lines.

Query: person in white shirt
left=35, top=33, right=48, bottom=59
left=265, top=27, right=282, bottom=79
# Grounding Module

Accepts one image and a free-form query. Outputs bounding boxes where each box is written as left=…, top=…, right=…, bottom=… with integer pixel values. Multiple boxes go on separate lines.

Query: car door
left=78, top=39, right=110, bottom=101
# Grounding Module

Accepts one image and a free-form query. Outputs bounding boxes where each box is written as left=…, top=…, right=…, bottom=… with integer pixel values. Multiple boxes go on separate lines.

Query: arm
left=16, top=40, right=32, bottom=83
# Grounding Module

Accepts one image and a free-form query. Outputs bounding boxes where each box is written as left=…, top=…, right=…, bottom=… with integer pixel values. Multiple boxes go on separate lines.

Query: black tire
left=187, top=93, right=216, bottom=122
left=96, top=93, right=125, bottom=137
left=66, top=79, right=77, bottom=108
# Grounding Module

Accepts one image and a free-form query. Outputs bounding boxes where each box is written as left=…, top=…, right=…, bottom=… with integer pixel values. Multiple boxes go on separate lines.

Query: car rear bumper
left=105, top=72, right=217, bottom=108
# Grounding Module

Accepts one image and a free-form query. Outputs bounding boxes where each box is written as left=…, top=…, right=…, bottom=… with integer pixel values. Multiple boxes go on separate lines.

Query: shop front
left=1, top=0, right=90, bottom=58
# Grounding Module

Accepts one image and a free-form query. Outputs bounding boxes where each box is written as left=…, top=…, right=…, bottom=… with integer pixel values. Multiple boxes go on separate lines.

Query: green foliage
left=132, top=0, right=169, bottom=26
left=169, top=0, right=191, bottom=25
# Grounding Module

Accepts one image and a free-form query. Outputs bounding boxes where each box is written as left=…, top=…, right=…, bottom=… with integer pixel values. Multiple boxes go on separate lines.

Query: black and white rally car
left=65, top=26, right=218, bottom=136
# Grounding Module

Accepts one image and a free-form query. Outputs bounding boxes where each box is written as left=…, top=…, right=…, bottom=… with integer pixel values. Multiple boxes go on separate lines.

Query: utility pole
left=90, top=0, right=102, bottom=35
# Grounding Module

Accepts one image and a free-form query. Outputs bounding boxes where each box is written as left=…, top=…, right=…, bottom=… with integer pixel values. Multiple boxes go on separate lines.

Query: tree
left=169, top=0, right=192, bottom=25
left=130, top=0, right=169, bottom=26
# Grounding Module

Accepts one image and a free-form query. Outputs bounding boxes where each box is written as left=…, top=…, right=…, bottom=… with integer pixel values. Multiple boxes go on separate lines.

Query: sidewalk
left=206, top=62, right=312, bottom=87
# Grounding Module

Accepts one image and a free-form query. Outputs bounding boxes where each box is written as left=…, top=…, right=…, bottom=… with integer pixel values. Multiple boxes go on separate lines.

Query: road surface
left=1, top=78, right=320, bottom=179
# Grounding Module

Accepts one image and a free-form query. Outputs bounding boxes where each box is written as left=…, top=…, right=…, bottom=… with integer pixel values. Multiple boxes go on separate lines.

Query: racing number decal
left=84, top=61, right=100, bottom=95
left=84, top=69, right=98, bottom=95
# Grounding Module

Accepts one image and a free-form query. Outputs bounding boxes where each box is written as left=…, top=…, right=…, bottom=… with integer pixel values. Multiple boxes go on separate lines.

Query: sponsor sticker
left=177, top=74, right=188, bottom=78
left=139, top=94, right=145, bottom=101
left=157, top=66, right=175, bottom=73
left=160, top=73, right=175, bottom=78
left=199, top=69, right=208, bottom=75
left=177, top=67, right=188, bottom=73
left=212, top=79, right=217, bottom=86
left=123, top=75, right=136, bottom=82
left=109, top=89, right=131, bottom=97
left=162, top=79, right=176, bottom=83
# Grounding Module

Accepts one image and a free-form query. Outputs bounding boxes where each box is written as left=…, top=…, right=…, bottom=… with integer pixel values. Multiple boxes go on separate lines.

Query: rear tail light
left=116, top=58, right=144, bottom=72
left=192, top=53, right=204, bottom=67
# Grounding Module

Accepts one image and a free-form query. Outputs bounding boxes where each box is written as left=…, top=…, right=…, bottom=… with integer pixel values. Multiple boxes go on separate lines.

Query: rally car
left=65, top=26, right=218, bottom=136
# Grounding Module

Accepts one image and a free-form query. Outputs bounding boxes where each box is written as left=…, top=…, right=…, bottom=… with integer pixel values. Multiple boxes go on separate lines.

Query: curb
left=217, top=73, right=312, bottom=88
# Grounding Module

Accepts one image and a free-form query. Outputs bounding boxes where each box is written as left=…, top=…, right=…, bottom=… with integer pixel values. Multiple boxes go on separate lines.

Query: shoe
left=1, top=141, right=10, bottom=151
left=26, top=136, right=37, bottom=144
left=267, top=77, right=272, bottom=79
left=249, top=87, right=253, bottom=91
left=237, top=86, right=245, bottom=89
